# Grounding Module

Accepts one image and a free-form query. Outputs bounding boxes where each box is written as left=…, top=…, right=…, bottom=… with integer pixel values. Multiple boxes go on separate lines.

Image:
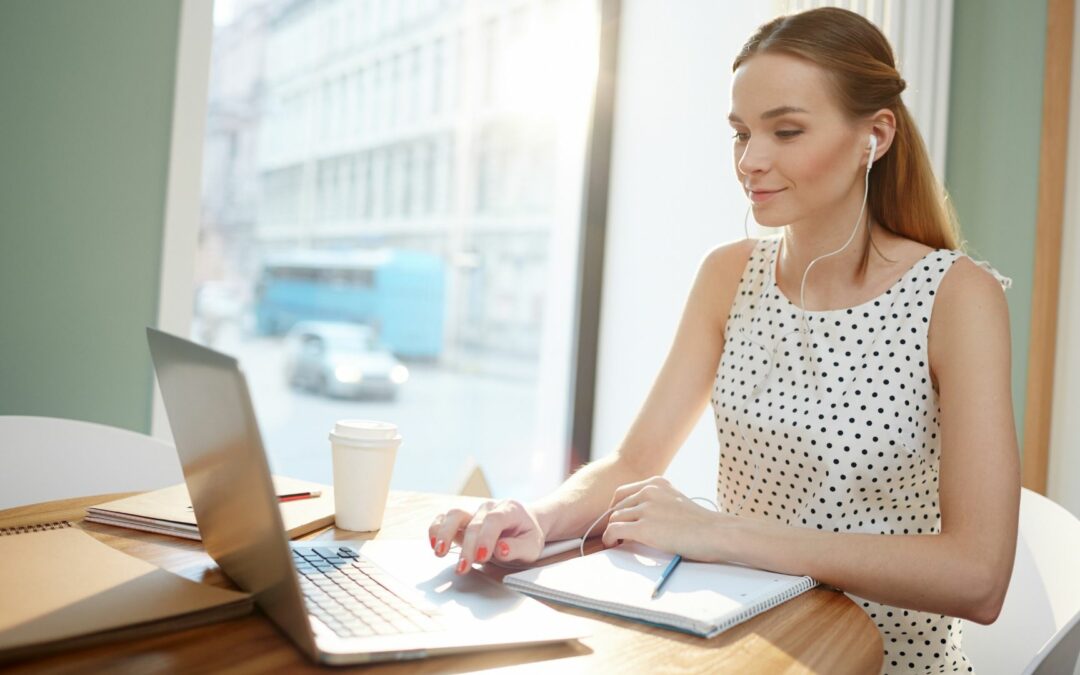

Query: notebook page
left=505, top=542, right=812, bottom=626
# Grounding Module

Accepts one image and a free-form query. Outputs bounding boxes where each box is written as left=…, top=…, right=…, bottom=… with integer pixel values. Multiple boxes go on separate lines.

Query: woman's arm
left=602, top=257, right=1021, bottom=624
left=530, top=240, right=754, bottom=542
left=431, top=239, right=754, bottom=569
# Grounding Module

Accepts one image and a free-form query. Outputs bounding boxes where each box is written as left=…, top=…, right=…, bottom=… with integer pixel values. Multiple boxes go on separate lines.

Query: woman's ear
left=868, top=108, right=898, bottom=166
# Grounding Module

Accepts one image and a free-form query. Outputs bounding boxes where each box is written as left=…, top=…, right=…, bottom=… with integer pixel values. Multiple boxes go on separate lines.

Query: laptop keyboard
left=293, top=545, right=443, bottom=639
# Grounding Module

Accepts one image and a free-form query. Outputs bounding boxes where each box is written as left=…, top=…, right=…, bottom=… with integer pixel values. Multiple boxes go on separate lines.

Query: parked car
left=284, top=321, right=408, bottom=400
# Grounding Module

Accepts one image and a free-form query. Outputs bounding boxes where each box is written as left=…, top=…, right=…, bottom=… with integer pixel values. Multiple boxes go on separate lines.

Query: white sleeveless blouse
left=712, top=236, right=1009, bottom=674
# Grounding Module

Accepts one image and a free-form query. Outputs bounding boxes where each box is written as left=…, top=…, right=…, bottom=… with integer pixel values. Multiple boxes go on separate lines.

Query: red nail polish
left=430, top=536, right=436, bottom=549
left=436, top=540, right=446, bottom=555
left=476, top=547, right=488, bottom=561
left=498, top=541, right=509, bottom=557
left=457, top=559, right=469, bottom=573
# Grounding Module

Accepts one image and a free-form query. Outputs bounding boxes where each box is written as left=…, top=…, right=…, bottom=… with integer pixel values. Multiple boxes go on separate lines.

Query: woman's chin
left=750, top=213, right=788, bottom=229
left=748, top=202, right=790, bottom=228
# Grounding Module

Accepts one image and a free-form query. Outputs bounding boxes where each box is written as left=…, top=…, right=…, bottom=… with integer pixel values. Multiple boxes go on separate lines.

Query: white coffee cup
left=329, top=420, right=402, bottom=532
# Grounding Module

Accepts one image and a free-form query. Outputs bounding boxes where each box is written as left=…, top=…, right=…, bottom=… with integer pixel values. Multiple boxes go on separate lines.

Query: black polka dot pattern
left=712, top=237, right=989, bottom=674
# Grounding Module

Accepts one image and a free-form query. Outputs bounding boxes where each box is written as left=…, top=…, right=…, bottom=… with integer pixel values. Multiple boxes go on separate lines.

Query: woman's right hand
left=428, top=499, right=545, bottom=575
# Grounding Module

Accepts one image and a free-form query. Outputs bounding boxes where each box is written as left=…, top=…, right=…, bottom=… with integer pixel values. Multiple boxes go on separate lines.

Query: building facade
left=208, top=0, right=590, bottom=360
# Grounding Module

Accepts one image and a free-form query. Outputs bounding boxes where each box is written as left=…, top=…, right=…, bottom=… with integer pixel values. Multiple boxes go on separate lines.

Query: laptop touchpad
left=353, top=539, right=571, bottom=625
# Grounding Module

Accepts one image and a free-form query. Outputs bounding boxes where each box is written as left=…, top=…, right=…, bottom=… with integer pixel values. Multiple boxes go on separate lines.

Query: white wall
left=1047, top=0, right=1080, bottom=520
left=591, top=1, right=776, bottom=499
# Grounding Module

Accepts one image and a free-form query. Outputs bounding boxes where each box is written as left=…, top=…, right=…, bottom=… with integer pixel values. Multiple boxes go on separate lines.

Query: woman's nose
left=737, top=141, right=770, bottom=176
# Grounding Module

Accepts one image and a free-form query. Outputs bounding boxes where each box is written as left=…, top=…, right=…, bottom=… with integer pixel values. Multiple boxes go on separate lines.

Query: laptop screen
left=146, top=328, right=315, bottom=653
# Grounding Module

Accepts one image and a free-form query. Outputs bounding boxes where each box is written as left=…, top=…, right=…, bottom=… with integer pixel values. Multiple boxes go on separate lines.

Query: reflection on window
left=195, top=0, right=599, bottom=500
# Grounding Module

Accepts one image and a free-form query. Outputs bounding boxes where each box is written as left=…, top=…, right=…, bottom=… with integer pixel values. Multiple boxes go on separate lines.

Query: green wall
left=0, top=1, right=181, bottom=433
left=946, top=0, right=1047, bottom=445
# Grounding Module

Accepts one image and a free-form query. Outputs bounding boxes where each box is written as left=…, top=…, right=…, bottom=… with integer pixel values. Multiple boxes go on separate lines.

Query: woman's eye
left=776, top=129, right=803, bottom=139
left=732, top=131, right=749, bottom=142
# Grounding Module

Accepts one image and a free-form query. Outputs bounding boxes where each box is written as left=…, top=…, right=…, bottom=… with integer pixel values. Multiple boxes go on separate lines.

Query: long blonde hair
left=733, top=7, right=962, bottom=259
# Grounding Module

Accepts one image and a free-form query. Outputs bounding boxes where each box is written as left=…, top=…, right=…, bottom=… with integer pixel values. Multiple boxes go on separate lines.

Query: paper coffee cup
left=329, top=420, right=401, bottom=532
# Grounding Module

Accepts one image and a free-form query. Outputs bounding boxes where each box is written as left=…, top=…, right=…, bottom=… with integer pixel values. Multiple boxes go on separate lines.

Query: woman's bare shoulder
left=928, top=255, right=1011, bottom=385
left=701, top=238, right=758, bottom=282
left=698, top=238, right=759, bottom=334
left=934, top=255, right=1010, bottom=313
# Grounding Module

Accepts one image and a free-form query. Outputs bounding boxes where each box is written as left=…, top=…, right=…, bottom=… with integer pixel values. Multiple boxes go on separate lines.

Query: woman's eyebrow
left=727, top=106, right=810, bottom=123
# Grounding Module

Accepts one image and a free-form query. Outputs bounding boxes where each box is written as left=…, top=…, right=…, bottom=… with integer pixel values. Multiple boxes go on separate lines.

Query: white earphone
left=796, top=132, right=877, bottom=313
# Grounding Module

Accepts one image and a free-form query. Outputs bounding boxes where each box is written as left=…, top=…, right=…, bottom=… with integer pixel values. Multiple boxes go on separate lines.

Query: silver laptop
left=146, top=328, right=588, bottom=665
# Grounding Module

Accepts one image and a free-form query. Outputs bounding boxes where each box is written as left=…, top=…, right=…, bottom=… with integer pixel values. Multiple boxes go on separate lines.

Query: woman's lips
left=749, top=188, right=785, bottom=203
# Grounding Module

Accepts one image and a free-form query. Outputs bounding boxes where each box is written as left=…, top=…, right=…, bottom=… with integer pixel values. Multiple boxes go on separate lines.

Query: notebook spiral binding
left=721, top=577, right=818, bottom=631
left=0, top=521, right=73, bottom=536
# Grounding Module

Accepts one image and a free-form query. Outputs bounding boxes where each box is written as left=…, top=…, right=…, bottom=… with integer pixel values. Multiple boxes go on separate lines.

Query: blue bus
left=254, top=248, right=445, bottom=359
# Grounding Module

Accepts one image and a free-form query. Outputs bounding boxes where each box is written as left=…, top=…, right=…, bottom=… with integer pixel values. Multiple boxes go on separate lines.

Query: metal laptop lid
left=145, top=327, right=317, bottom=656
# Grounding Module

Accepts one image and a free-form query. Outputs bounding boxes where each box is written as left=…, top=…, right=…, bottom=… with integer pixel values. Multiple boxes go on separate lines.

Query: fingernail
left=456, top=558, right=469, bottom=574
left=498, top=541, right=510, bottom=557
left=429, top=536, right=436, bottom=549
left=476, top=547, right=488, bottom=561
left=436, top=540, right=446, bottom=556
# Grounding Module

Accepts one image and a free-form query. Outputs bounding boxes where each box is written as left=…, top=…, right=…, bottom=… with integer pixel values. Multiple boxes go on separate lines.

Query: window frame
left=150, top=0, right=214, bottom=441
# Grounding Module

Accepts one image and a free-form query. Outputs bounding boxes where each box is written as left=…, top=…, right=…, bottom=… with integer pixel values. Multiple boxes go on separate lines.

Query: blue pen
left=651, top=554, right=682, bottom=599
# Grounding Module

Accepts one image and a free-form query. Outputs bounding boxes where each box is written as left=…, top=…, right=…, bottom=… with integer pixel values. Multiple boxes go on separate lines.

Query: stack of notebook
left=85, top=475, right=334, bottom=540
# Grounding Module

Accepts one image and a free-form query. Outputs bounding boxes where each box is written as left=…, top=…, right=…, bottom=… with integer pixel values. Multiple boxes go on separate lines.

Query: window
left=194, top=0, right=601, bottom=500
left=431, top=37, right=444, bottom=115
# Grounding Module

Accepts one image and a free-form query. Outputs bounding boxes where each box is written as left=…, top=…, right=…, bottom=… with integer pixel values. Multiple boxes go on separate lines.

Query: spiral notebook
left=502, top=543, right=817, bottom=638
left=0, top=522, right=252, bottom=663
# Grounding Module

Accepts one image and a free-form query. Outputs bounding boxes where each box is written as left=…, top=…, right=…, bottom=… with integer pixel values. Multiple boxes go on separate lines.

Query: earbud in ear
left=867, top=135, right=878, bottom=171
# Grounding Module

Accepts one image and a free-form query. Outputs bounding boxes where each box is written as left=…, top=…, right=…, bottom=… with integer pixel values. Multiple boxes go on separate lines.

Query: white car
left=284, top=321, right=408, bottom=400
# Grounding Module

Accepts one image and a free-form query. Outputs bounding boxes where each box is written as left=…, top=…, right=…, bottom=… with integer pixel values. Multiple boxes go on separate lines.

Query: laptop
left=146, top=328, right=589, bottom=665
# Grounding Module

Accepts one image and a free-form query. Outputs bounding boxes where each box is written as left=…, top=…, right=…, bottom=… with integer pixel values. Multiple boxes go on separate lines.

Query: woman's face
left=729, top=52, right=867, bottom=229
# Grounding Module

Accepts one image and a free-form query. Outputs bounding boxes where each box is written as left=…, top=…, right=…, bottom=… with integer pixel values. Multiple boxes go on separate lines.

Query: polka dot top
left=712, top=237, right=1008, bottom=674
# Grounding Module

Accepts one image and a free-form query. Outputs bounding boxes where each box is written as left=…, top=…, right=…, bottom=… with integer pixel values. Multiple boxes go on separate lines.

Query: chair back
left=963, top=488, right=1080, bottom=675
left=0, top=415, right=182, bottom=510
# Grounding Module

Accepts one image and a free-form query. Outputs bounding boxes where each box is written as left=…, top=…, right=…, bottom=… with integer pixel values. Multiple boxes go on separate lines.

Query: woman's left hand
left=601, top=476, right=740, bottom=562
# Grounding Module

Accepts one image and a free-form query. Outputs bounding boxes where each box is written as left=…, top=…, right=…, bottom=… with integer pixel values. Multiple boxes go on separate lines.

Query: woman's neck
left=781, top=216, right=874, bottom=273
left=776, top=216, right=887, bottom=310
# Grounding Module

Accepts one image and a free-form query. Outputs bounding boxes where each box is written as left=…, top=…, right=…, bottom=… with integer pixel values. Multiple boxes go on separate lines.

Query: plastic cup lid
left=332, top=419, right=399, bottom=441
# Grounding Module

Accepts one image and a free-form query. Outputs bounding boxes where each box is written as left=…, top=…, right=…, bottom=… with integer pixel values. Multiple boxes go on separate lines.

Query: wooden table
left=0, top=491, right=882, bottom=674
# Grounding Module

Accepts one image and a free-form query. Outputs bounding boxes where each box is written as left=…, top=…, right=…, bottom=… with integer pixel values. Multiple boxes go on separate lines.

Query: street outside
left=209, top=324, right=555, bottom=501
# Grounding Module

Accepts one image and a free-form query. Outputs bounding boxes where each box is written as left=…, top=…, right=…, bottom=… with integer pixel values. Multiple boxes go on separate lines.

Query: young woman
left=428, top=8, right=1020, bottom=673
